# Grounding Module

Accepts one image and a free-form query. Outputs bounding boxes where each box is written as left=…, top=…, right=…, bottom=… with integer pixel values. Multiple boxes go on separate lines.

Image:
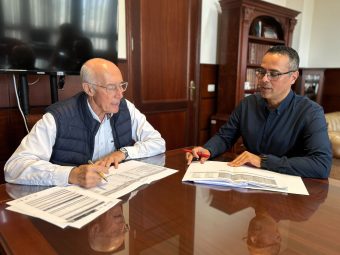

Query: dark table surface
left=1, top=149, right=339, bottom=255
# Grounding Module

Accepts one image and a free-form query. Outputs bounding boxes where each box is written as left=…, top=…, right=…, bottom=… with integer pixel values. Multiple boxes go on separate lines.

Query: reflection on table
left=1, top=149, right=340, bottom=255
left=208, top=179, right=328, bottom=255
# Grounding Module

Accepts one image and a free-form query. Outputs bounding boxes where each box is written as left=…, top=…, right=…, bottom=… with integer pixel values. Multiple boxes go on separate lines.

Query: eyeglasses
left=87, top=81, right=128, bottom=93
left=255, top=68, right=297, bottom=81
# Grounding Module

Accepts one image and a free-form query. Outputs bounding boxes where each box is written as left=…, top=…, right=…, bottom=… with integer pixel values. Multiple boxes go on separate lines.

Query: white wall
left=290, top=0, right=314, bottom=67
left=308, top=0, right=340, bottom=67
left=118, top=0, right=126, bottom=59
left=200, top=0, right=221, bottom=64
left=200, top=0, right=340, bottom=68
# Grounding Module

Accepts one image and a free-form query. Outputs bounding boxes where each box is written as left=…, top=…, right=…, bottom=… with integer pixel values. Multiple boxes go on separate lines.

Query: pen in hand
left=88, top=160, right=108, bottom=182
left=182, top=149, right=210, bottom=158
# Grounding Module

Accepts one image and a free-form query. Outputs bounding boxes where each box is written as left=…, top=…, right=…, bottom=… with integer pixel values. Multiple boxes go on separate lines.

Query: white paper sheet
left=182, top=161, right=309, bottom=195
left=6, top=160, right=178, bottom=228
left=88, top=160, right=178, bottom=198
left=7, top=186, right=120, bottom=228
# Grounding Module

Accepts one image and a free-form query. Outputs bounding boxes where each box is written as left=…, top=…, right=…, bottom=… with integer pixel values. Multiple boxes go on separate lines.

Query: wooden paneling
left=146, top=111, right=186, bottom=150
left=0, top=108, right=31, bottom=184
left=140, top=0, right=189, bottom=102
left=0, top=75, right=10, bottom=107
left=199, top=99, right=215, bottom=130
left=321, top=69, right=340, bottom=113
left=0, top=111, right=11, bottom=158
left=198, top=64, right=217, bottom=145
left=200, top=64, right=217, bottom=99
left=199, top=130, right=210, bottom=145
left=117, top=60, right=132, bottom=101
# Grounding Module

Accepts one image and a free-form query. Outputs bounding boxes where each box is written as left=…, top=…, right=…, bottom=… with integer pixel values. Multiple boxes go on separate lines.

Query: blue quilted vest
left=47, top=92, right=133, bottom=166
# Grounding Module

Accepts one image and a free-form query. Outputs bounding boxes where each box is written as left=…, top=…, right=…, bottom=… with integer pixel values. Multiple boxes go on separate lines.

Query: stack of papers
left=182, top=161, right=308, bottom=195
left=7, top=186, right=120, bottom=228
left=6, top=160, right=178, bottom=228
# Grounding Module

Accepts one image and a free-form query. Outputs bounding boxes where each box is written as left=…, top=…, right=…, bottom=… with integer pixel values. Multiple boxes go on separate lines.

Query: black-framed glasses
left=87, top=81, right=128, bottom=93
left=255, top=68, right=297, bottom=81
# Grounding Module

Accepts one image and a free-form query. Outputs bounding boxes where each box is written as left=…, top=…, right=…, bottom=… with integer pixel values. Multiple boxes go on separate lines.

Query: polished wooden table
left=1, top=149, right=340, bottom=255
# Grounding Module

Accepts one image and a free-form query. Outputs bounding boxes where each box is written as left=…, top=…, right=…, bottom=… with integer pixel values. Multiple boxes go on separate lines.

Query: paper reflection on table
left=203, top=179, right=329, bottom=255
left=6, top=183, right=51, bottom=199
left=246, top=180, right=328, bottom=255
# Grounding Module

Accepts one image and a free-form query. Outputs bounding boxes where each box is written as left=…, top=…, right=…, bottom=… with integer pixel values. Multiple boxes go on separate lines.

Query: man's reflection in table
left=87, top=203, right=129, bottom=253
left=246, top=209, right=281, bottom=255
left=209, top=179, right=329, bottom=255
left=5, top=184, right=135, bottom=254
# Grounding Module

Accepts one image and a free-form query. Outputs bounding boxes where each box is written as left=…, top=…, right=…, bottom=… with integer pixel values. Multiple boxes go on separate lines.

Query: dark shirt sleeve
left=262, top=106, right=332, bottom=178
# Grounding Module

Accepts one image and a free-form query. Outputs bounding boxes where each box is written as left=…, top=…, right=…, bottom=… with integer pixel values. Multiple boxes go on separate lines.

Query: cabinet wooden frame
left=296, top=68, right=325, bottom=105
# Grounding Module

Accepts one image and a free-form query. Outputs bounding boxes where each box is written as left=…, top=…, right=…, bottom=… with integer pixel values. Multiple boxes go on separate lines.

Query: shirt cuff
left=53, top=165, right=74, bottom=186
left=204, top=146, right=215, bottom=158
left=123, top=146, right=136, bottom=159
left=261, top=154, right=283, bottom=172
left=260, top=154, right=268, bottom=169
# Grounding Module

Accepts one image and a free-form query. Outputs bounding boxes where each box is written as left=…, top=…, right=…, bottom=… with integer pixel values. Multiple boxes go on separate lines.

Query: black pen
left=88, top=160, right=108, bottom=182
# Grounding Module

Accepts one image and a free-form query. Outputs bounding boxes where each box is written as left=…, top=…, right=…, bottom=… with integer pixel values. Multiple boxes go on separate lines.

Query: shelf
left=248, top=35, right=285, bottom=45
left=244, top=89, right=257, bottom=94
left=247, top=64, right=261, bottom=68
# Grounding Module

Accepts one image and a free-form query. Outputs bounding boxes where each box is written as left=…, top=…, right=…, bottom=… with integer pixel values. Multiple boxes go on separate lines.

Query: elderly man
left=5, top=58, right=165, bottom=187
left=187, top=46, right=332, bottom=178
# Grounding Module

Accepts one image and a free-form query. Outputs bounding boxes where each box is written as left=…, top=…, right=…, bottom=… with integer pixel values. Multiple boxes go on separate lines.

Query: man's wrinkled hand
left=68, top=164, right=109, bottom=188
left=95, top=151, right=126, bottom=169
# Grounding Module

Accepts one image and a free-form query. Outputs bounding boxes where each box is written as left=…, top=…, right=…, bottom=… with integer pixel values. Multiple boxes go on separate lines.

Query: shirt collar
left=87, top=100, right=113, bottom=122
left=261, top=90, right=294, bottom=115
left=276, top=90, right=294, bottom=114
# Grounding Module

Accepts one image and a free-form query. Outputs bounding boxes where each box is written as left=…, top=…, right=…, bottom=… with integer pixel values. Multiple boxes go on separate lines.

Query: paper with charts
left=182, top=161, right=308, bottom=195
left=6, top=160, right=178, bottom=228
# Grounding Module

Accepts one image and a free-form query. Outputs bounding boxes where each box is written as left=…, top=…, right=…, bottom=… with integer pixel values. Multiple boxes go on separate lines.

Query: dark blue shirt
left=204, top=90, right=332, bottom=178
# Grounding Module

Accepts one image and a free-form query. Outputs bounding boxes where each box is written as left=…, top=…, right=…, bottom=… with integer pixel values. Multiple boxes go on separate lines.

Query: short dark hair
left=266, top=45, right=299, bottom=71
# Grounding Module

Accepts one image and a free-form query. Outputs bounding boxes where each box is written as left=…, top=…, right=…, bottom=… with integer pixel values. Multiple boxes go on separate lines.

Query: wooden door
left=126, top=0, right=201, bottom=150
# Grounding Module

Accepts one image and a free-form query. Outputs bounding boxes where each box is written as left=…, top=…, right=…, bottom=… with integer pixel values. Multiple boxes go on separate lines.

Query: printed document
left=7, top=185, right=119, bottom=229
left=182, top=161, right=308, bottom=195
left=6, top=160, right=178, bottom=228
left=88, top=160, right=177, bottom=198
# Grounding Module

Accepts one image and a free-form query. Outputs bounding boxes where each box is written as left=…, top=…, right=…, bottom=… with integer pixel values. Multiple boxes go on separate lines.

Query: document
left=6, top=160, right=178, bottom=228
left=182, top=161, right=309, bottom=195
left=7, top=186, right=120, bottom=229
left=88, top=160, right=178, bottom=198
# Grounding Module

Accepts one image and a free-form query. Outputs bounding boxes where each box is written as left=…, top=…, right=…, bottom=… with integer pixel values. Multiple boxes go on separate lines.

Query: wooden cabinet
left=295, top=68, right=325, bottom=105
left=211, top=0, right=299, bottom=133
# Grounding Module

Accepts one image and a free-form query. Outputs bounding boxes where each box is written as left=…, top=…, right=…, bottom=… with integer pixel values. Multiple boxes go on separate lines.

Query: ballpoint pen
left=182, top=149, right=210, bottom=158
left=88, top=160, right=108, bottom=182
